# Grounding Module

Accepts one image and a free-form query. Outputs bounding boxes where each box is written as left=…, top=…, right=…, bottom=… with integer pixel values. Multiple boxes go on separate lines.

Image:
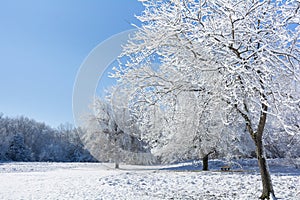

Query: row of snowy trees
left=0, top=114, right=95, bottom=162
left=83, top=88, right=299, bottom=166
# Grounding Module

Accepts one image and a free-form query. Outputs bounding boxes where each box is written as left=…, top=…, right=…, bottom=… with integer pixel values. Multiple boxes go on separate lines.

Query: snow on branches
left=113, top=0, right=299, bottom=198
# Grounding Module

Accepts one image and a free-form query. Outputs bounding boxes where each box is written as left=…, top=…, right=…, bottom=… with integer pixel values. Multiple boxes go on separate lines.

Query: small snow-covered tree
left=81, top=99, right=120, bottom=167
left=146, top=89, right=230, bottom=169
left=5, top=133, right=32, bottom=161
left=114, top=0, right=300, bottom=199
left=108, top=85, right=157, bottom=165
left=82, top=97, right=155, bottom=167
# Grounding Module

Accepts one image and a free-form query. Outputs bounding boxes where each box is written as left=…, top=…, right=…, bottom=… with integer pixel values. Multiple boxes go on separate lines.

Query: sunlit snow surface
left=0, top=159, right=299, bottom=200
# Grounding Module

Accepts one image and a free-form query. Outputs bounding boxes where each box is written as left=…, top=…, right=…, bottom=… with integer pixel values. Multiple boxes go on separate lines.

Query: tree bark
left=238, top=101, right=276, bottom=199
left=202, top=154, right=209, bottom=171
left=252, top=104, right=276, bottom=200
left=114, top=137, right=119, bottom=169
left=113, top=124, right=120, bottom=169
left=202, top=150, right=215, bottom=171
left=255, top=137, right=275, bottom=199
left=115, top=162, right=119, bottom=169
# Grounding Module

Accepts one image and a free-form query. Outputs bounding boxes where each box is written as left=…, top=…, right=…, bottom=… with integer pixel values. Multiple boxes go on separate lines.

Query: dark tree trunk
left=114, top=137, right=119, bottom=169
left=202, top=150, right=215, bottom=171
left=250, top=104, right=276, bottom=199
left=115, top=162, right=119, bottom=169
left=237, top=101, right=276, bottom=199
left=113, top=124, right=120, bottom=169
left=202, top=155, right=209, bottom=171
left=255, top=137, right=275, bottom=199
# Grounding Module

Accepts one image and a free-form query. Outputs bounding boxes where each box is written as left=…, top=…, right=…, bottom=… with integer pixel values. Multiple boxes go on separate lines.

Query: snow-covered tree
left=113, top=0, right=300, bottom=199
left=263, top=112, right=300, bottom=159
left=5, top=133, right=32, bottom=161
left=81, top=97, right=156, bottom=167
left=137, top=88, right=236, bottom=169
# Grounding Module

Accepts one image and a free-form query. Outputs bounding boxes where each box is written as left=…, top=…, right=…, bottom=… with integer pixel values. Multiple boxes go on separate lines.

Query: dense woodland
left=0, top=113, right=95, bottom=162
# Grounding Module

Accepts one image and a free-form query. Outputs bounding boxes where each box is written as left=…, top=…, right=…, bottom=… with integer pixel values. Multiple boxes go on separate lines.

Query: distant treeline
left=0, top=113, right=96, bottom=162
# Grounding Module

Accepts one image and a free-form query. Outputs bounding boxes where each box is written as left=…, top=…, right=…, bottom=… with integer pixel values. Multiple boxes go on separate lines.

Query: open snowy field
left=0, top=160, right=299, bottom=200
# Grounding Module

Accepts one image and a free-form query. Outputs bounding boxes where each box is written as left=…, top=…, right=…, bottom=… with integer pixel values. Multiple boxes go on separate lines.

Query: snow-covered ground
left=0, top=159, right=299, bottom=200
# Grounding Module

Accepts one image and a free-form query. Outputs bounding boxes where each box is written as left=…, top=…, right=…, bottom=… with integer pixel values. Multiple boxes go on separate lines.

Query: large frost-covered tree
left=113, top=0, right=300, bottom=199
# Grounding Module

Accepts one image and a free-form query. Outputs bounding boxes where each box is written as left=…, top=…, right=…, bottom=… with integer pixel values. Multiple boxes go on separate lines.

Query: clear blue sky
left=0, top=0, right=143, bottom=127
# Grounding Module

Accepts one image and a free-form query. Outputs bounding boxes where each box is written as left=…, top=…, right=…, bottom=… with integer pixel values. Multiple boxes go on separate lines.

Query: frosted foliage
left=112, top=0, right=300, bottom=161
left=82, top=98, right=156, bottom=165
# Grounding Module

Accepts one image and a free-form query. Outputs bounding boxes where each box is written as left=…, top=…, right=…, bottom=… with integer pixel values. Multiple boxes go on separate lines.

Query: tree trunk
left=202, top=150, right=215, bottom=171
left=252, top=104, right=276, bottom=199
left=202, top=154, right=209, bottom=171
left=255, top=137, right=275, bottom=199
left=115, top=162, right=119, bottom=169
left=114, top=137, right=119, bottom=169
left=112, top=124, right=121, bottom=169
left=240, top=101, right=276, bottom=199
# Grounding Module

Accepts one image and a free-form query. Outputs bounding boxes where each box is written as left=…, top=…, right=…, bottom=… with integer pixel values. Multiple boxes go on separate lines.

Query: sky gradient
left=0, top=0, right=143, bottom=127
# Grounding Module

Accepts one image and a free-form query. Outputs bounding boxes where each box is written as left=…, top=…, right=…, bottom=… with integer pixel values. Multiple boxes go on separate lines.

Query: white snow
left=0, top=160, right=299, bottom=200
